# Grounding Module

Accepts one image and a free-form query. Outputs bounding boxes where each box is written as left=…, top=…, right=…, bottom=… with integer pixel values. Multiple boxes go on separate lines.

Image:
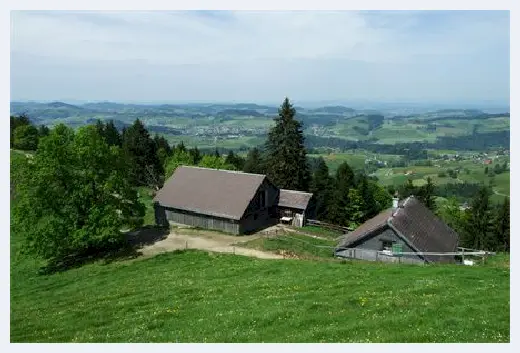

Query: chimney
left=392, top=192, right=399, bottom=209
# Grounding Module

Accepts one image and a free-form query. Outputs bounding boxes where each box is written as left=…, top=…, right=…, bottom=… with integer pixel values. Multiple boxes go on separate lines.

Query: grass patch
left=241, top=233, right=336, bottom=260
left=136, top=187, right=156, bottom=226
left=11, top=243, right=510, bottom=343
left=299, top=225, right=343, bottom=239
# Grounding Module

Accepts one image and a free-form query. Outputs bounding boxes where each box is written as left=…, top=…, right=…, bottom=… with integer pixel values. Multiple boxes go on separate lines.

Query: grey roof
left=153, top=166, right=266, bottom=220
left=278, top=189, right=313, bottom=210
left=337, top=196, right=460, bottom=263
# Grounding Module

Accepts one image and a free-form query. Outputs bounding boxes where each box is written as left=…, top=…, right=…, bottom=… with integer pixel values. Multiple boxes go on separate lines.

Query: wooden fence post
left=185, top=241, right=188, bottom=250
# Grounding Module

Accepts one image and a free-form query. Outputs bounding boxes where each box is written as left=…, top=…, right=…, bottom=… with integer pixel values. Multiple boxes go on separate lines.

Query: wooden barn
left=277, top=189, right=315, bottom=227
left=335, top=196, right=460, bottom=264
left=153, top=166, right=313, bottom=235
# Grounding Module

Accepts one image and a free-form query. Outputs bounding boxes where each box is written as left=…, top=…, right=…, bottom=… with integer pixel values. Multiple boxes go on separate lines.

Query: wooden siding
left=165, top=208, right=240, bottom=235
left=240, top=179, right=279, bottom=234
left=343, top=227, right=425, bottom=263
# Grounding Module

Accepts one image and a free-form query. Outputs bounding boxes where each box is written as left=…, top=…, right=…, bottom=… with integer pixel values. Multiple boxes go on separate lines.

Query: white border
left=2, top=1, right=516, bottom=352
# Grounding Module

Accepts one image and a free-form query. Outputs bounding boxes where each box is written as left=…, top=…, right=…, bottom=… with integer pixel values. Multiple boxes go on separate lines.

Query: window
left=381, top=240, right=394, bottom=251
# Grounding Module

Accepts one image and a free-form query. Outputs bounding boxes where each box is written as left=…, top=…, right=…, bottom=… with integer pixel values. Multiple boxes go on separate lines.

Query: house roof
left=337, top=196, right=459, bottom=262
left=153, top=166, right=266, bottom=220
left=278, top=189, right=313, bottom=210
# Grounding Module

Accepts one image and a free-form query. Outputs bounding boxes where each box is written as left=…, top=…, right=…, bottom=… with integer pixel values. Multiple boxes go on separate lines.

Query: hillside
left=11, top=229, right=509, bottom=342
left=10, top=101, right=510, bottom=151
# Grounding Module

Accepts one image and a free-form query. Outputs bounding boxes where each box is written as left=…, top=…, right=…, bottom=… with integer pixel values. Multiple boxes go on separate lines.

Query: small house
left=335, top=196, right=459, bottom=264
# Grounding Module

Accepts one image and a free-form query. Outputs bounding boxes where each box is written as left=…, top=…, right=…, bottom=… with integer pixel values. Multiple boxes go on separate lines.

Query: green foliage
left=310, top=157, right=333, bottom=220
left=461, top=186, right=494, bottom=250
left=265, top=98, right=311, bottom=191
left=345, top=188, right=365, bottom=227
left=11, top=125, right=145, bottom=266
left=198, top=155, right=235, bottom=170
left=436, top=197, right=464, bottom=233
left=38, top=125, right=50, bottom=138
left=164, top=149, right=196, bottom=178
left=493, top=197, right=510, bottom=252
left=122, top=119, right=163, bottom=189
left=224, top=151, right=245, bottom=170
left=243, top=147, right=265, bottom=174
left=13, top=124, right=39, bottom=151
left=10, top=114, right=31, bottom=146
left=417, top=177, right=436, bottom=211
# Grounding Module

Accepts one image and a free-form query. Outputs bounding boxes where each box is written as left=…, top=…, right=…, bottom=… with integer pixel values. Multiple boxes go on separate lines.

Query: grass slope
left=11, top=237, right=509, bottom=342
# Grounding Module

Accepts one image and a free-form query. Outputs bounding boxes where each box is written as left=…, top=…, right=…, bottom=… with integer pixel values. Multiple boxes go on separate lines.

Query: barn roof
left=278, top=189, right=313, bottom=210
left=337, top=196, right=459, bottom=262
left=154, top=166, right=266, bottom=220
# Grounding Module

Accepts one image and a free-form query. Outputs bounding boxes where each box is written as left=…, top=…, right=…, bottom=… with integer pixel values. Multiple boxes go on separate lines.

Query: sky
left=10, top=10, right=510, bottom=106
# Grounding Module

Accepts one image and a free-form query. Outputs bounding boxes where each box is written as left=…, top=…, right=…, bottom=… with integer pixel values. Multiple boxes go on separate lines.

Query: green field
left=11, top=223, right=510, bottom=343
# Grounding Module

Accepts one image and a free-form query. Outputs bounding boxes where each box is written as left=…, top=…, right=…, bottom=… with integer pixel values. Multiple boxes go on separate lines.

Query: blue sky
left=10, top=10, right=510, bottom=105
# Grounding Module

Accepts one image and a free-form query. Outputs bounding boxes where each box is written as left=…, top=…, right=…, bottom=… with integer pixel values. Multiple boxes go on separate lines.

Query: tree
left=189, top=147, right=202, bottom=165
left=164, top=149, right=196, bottom=178
left=309, top=157, right=333, bottom=220
left=153, top=135, right=172, bottom=156
left=243, top=147, right=265, bottom=174
left=436, top=197, right=464, bottom=233
left=13, top=124, right=39, bottom=151
left=326, top=162, right=355, bottom=226
left=370, top=182, right=392, bottom=211
left=399, top=179, right=417, bottom=198
left=345, top=188, right=365, bottom=227
left=38, top=125, right=50, bottom=138
left=199, top=155, right=235, bottom=170
left=104, top=120, right=122, bottom=147
left=462, top=185, right=493, bottom=250
left=264, top=97, right=310, bottom=191
left=357, top=175, right=378, bottom=220
left=11, top=114, right=31, bottom=147
left=225, top=151, right=245, bottom=170
left=417, top=177, right=436, bottom=211
left=11, top=125, right=144, bottom=266
left=493, top=197, right=510, bottom=252
left=121, top=119, right=163, bottom=189
left=214, top=148, right=220, bottom=158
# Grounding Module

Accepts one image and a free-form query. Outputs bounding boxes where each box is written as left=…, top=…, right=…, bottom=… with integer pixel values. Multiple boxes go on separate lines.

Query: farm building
left=153, top=166, right=315, bottom=235
left=335, top=196, right=459, bottom=264
left=278, top=189, right=315, bottom=227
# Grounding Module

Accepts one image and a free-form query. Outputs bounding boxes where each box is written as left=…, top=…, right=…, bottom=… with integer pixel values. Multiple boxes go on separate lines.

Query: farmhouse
left=153, top=166, right=315, bottom=235
left=335, top=196, right=459, bottom=264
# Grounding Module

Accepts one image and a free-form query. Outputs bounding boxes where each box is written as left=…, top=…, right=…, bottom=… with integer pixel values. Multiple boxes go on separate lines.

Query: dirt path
left=138, top=229, right=284, bottom=260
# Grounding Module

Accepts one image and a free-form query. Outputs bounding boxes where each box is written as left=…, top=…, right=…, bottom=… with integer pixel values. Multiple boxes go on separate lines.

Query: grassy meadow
left=10, top=221, right=510, bottom=343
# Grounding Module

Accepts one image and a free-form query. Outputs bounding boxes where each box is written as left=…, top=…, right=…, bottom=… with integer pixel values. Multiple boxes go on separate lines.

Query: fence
left=335, top=247, right=426, bottom=265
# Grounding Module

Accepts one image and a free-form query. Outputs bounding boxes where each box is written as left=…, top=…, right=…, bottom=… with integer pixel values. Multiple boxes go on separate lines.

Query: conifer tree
left=189, top=147, right=202, bottom=164
left=309, top=157, right=333, bottom=220
left=121, top=119, right=163, bottom=189
left=243, top=147, right=265, bottom=174
left=417, top=177, right=436, bottom=211
left=493, top=197, right=510, bottom=252
left=463, top=185, right=493, bottom=250
left=104, top=120, right=122, bottom=147
left=264, top=97, right=310, bottom=191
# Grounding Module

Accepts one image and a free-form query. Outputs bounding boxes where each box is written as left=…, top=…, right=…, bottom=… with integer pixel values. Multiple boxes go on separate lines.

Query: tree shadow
left=38, top=225, right=170, bottom=275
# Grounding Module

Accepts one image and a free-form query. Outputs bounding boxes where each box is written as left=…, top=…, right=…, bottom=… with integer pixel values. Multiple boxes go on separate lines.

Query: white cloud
left=9, top=10, right=510, bottom=102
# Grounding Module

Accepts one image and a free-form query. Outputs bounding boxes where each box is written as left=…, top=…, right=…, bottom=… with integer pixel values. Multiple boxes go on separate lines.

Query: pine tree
left=189, top=147, right=202, bottom=164
left=264, top=98, right=310, bottom=191
left=104, top=120, right=122, bottom=147
left=493, top=197, right=510, bottom=252
left=326, top=162, right=355, bottom=226
left=417, top=177, right=436, bottom=211
left=121, top=119, right=163, bottom=189
left=358, top=175, right=378, bottom=220
left=463, top=185, right=493, bottom=250
left=38, top=125, right=50, bottom=138
left=309, top=157, right=333, bottom=220
left=225, top=150, right=245, bottom=170
left=243, top=147, right=265, bottom=174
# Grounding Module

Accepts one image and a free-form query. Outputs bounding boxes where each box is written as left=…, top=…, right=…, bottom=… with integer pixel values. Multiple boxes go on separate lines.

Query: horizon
left=10, top=10, right=510, bottom=104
